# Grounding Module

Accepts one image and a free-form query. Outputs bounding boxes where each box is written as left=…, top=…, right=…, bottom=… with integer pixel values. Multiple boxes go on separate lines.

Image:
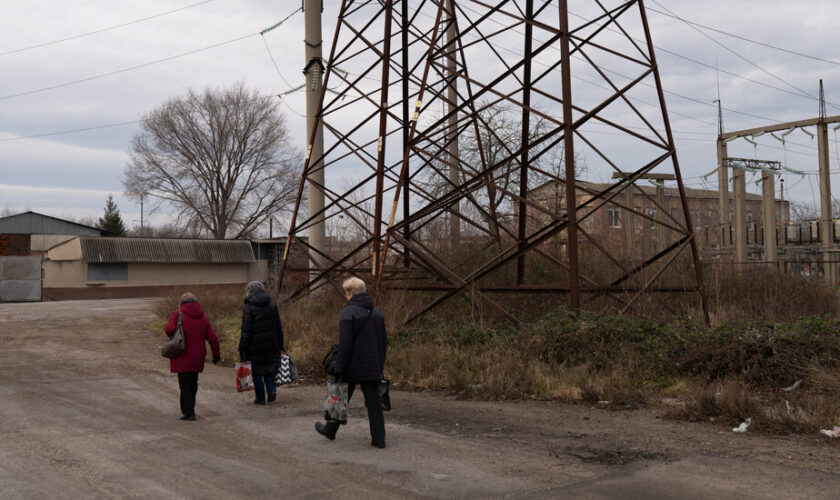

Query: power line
left=452, top=3, right=794, bottom=129
left=0, top=120, right=141, bottom=143
left=0, top=33, right=258, bottom=102
left=0, top=0, right=216, bottom=57
left=0, top=94, right=282, bottom=144
left=564, top=8, right=839, bottom=110
left=646, top=6, right=840, bottom=67
left=649, top=0, right=821, bottom=105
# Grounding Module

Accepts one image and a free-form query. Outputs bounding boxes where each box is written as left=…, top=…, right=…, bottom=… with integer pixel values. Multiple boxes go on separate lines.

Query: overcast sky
left=1, top=0, right=839, bottom=232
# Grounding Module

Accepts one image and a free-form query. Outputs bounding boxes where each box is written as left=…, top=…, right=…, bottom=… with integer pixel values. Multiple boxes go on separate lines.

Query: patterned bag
left=324, top=379, right=348, bottom=424
left=236, top=361, right=255, bottom=392
left=274, top=353, right=299, bottom=386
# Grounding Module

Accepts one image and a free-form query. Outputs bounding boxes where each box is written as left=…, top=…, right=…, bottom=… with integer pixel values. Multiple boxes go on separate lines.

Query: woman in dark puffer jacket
left=238, top=281, right=285, bottom=405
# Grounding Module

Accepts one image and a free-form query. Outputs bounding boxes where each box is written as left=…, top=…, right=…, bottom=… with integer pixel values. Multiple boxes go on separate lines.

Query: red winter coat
left=164, top=301, right=221, bottom=373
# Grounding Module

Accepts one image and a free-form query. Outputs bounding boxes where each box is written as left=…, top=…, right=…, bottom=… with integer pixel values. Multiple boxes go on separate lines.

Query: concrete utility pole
left=726, top=158, right=780, bottom=266
left=304, top=0, right=326, bottom=276
left=761, top=169, right=778, bottom=267
left=732, top=162, right=747, bottom=263
left=715, top=99, right=730, bottom=250
left=817, top=80, right=834, bottom=284
left=446, top=0, right=460, bottom=253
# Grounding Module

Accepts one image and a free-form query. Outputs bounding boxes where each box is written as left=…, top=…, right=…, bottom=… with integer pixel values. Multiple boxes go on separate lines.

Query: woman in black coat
left=315, top=277, right=387, bottom=448
left=238, top=281, right=284, bottom=404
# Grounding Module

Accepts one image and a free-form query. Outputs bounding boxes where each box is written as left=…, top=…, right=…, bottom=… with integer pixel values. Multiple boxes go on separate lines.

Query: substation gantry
left=279, top=0, right=709, bottom=324
left=716, top=81, right=840, bottom=285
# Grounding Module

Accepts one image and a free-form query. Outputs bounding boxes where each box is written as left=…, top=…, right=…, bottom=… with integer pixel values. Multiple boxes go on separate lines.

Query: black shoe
left=253, top=399, right=266, bottom=405
left=179, top=414, right=196, bottom=421
left=371, top=441, right=386, bottom=449
left=267, top=392, right=276, bottom=403
left=315, top=422, right=335, bottom=440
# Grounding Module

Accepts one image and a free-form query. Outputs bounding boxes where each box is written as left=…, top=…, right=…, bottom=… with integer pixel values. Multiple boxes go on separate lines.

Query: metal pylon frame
left=279, top=0, right=709, bottom=325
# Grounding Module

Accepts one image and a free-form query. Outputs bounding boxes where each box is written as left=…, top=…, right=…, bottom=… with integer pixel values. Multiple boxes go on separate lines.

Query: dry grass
left=666, top=382, right=840, bottom=434
left=145, top=269, right=840, bottom=435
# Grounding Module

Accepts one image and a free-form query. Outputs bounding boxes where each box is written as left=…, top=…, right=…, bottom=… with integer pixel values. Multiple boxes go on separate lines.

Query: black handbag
left=322, top=308, right=373, bottom=376
left=322, top=344, right=341, bottom=377
left=161, top=310, right=186, bottom=359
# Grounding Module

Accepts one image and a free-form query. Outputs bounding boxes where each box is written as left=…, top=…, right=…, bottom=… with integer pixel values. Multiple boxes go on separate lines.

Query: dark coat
left=164, top=301, right=220, bottom=373
left=336, top=293, right=387, bottom=382
left=238, top=290, right=285, bottom=376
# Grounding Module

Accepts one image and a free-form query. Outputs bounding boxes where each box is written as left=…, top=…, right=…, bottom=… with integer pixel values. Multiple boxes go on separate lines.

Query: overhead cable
left=0, top=33, right=257, bottom=101
left=0, top=0, right=216, bottom=57
left=646, top=6, right=840, bottom=67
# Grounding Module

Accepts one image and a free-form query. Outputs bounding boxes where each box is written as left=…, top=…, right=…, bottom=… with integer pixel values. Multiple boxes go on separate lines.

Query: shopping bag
left=379, top=378, right=391, bottom=411
left=161, top=310, right=186, bottom=359
left=324, top=379, right=348, bottom=424
left=275, top=353, right=299, bottom=386
left=236, top=361, right=254, bottom=392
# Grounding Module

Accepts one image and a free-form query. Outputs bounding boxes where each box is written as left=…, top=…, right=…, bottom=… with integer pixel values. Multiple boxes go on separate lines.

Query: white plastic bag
left=324, top=379, right=348, bottom=424
left=236, top=361, right=254, bottom=392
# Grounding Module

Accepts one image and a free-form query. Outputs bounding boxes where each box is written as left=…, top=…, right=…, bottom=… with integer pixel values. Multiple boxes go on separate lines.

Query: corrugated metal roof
left=79, top=237, right=255, bottom=263
left=0, top=211, right=103, bottom=235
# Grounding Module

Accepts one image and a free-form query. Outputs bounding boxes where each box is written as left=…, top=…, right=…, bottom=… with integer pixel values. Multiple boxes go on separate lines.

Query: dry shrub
left=666, top=382, right=760, bottom=424
left=705, top=265, right=839, bottom=323
left=757, top=393, right=840, bottom=433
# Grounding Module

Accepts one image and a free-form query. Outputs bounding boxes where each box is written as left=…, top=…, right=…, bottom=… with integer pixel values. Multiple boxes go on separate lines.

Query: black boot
left=315, top=422, right=335, bottom=440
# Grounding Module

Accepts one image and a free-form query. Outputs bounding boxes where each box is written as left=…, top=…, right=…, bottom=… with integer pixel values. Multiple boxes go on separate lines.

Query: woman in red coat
left=164, top=292, right=221, bottom=421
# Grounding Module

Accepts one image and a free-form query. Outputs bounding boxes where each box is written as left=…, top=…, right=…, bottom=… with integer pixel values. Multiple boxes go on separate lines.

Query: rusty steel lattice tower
left=279, top=0, right=709, bottom=324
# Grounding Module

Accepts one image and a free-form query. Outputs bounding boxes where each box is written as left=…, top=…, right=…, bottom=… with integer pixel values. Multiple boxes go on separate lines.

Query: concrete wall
left=31, top=235, right=76, bottom=253
left=46, top=238, right=82, bottom=261
left=0, top=256, right=41, bottom=302
left=42, top=260, right=86, bottom=288
left=42, top=261, right=262, bottom=300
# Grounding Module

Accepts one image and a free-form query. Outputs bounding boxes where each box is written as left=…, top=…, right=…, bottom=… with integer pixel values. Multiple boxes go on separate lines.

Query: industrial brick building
left=525, top=180, right=791, bottom=256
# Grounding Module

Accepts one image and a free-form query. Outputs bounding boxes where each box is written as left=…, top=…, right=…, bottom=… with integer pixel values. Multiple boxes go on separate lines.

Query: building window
left=635, top=206, right=644, bottom=229
left=608, top=206, right=620, bottom=228
left=87, top=263, right=127, bottom=281
left=690, top=210, right=700, bottom=229
left=645, top=208, right=657, bottom=229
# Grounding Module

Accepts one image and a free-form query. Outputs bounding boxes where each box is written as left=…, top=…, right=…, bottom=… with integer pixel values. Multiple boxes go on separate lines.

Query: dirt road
left=0, top=299, right=838, bottom=499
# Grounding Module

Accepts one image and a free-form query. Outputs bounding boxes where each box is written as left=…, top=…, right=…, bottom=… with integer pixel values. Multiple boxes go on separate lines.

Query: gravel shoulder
left=0, top=299, right=838, bottom=499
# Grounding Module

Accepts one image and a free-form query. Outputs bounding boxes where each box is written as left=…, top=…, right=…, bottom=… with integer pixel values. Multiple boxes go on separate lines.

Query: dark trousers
left=253, top=374, right=277, bottom=403
left=177, top=372, right=199, bottom=417
left=324, top=380, right=385, bottom=444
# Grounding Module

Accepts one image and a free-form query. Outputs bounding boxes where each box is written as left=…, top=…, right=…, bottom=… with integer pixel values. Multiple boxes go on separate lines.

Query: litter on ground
left=732, top=418, right=752, bottom=433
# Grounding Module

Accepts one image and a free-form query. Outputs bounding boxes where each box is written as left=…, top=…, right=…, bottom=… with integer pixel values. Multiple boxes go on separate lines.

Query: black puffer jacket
left=238, top=290, right=285, bottom=376
left=336, top=293, right=387, bottom=382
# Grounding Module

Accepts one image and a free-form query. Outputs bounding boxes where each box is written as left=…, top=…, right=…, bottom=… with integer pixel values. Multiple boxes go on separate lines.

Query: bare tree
left=418, top=102, right=585, bottom=243
left=124, top=83, right=301, bottom=239
left=790, top=201, right=819, bottom=223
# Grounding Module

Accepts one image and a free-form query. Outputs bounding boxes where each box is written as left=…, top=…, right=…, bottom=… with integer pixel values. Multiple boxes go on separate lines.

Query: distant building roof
left=79, top=236, right=255, bottom=264
left=0, top=211, right=104, bottom=235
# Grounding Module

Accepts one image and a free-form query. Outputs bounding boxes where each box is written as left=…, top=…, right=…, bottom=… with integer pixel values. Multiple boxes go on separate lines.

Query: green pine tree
left=98, top=195, right=127, bottom=236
